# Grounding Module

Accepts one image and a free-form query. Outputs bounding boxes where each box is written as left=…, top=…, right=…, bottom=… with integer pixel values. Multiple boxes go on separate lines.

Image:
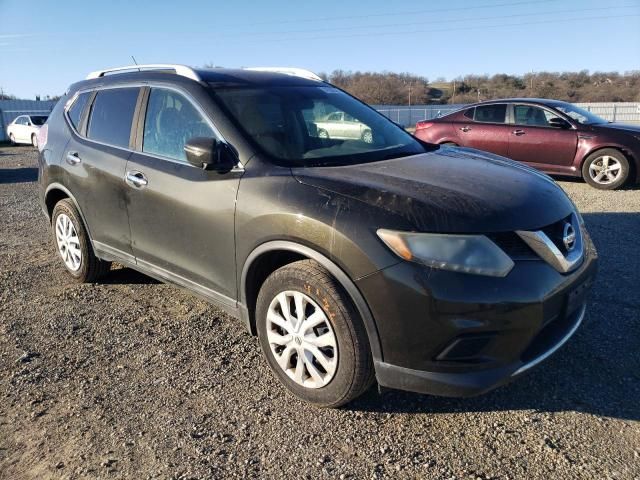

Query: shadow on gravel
left=349, top=212, right=640, bottom=422
left=0, top=167, right=38, bottom=184
left=99, top=267, right=160, bottom=285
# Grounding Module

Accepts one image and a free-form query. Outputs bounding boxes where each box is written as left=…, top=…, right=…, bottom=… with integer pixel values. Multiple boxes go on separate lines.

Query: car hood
left=591, top=122, right=640, bottom=134
left=292, top=147, right=575, bottom=233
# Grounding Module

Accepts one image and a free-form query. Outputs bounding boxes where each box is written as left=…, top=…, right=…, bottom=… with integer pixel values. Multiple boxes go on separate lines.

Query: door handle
left=512, top=129, right=526, bottom=136
left=125, top=171, right=148, bottom=188
left=460, top=126, right=472, bottom=132
left=66, top=151, right=81, bottom=165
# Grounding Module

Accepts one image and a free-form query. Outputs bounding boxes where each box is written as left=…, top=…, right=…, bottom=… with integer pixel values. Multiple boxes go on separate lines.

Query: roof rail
left=86, top=64, right=201, bottom=82
left=244, top=67, right=323, bottom=82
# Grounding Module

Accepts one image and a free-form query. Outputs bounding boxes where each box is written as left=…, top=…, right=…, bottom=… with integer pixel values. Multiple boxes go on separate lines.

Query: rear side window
left=88, top=88, right=140, bottom=148
left=142, top=88, right=215, bottom=162
left=463, top=108, right=474, bottom=119
left=67, top=92, right=91, bottom=131
left=474, top=104, right=506, bottom=123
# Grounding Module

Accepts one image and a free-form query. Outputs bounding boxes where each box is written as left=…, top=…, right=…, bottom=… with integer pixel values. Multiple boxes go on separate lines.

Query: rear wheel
left=51, top=199, right=111, bottom=282
left=582, top=148, right=629, bottom=190
left=256, top=260, right=374, bottom=407
left=31, top=133, right=38, bottom=148
left=318, top=129, right=329, bottom=139
left=361, top=129, right=373, bottom=143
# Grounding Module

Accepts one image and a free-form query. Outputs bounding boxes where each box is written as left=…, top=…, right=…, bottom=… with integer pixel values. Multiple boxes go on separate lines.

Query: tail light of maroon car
left=415, top=121, right=434, bottom=131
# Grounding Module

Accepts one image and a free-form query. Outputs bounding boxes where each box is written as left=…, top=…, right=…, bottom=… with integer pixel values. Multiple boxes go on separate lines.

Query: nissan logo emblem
left=563, top=222, right=576, bottom=252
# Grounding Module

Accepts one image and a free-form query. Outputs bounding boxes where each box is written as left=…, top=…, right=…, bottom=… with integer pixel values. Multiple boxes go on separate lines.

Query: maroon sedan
left=414, top=99, right=640, bottom=189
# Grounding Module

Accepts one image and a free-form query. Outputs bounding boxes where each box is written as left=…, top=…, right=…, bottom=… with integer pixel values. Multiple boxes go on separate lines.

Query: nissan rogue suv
left=37, top=65, right=597, bottom=407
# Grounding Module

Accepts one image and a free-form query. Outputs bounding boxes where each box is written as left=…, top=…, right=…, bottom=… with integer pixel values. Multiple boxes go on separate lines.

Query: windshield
left=553, top=104, right=606, bottom=125
left=30, top=116, right=48, bottom=126
left=212, top=85, right=427, bottom=166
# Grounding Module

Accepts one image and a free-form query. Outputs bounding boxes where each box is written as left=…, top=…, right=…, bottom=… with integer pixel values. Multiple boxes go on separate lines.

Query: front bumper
left=374, top=304, right=586, bottom=397
left=358, top=231, right=598, bottom=397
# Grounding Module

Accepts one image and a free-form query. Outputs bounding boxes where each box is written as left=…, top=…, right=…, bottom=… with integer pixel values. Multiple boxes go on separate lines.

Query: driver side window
left=143, top=88, right=215, bottom=162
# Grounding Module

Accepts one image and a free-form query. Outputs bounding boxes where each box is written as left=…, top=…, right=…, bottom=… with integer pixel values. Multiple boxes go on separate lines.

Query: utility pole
left=408, top=81, right=412, bottom=107
left=452, top=80, right=456, bottom=104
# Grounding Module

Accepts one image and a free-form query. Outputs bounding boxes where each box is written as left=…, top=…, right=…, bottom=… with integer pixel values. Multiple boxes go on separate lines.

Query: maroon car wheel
left=582, top=149, right=629, bottom=190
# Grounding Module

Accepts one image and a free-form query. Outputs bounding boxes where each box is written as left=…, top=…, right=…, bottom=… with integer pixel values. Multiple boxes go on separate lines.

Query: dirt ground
left=1, top=145, right=639, bottom=479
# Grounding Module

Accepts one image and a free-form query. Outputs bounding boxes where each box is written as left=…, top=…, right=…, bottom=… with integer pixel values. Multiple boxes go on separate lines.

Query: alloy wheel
left=589, top=155, right=622, bottom=185
left=266, top=290, right=338, bottom=389
left=55, top=213, right=82, bottom=271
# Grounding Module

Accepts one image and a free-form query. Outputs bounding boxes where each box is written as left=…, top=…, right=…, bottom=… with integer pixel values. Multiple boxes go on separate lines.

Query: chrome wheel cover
left=55, top=213, right=82, bottom=271
left=266, top=290, right=338, bottom=389
left=589, top=155, right=622, bottom=185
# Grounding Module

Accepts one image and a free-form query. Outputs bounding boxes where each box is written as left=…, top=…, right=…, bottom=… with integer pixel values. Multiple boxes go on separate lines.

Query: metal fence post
left=613, top=104, right=617, bottom=122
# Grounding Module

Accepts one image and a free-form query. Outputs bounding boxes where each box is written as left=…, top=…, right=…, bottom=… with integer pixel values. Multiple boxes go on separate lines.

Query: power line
left=227, top=0, right=562, bottom=27
left=257, top=13, right=640, bottom=43
left=210, top=4, right=639, bottom=39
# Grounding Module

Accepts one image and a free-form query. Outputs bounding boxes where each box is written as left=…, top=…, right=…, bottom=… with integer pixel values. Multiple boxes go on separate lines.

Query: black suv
left=38, top=65, right=597, bottom=407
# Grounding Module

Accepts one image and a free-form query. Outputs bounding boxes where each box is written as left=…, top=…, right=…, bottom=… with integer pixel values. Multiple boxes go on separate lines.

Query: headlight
left=377, top=229, right=514, bottom=277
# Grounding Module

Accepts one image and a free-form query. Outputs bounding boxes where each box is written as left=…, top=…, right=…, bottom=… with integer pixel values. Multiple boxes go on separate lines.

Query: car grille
left=488, top=232, right=538, bottom=260
left=490, top=213, right=584, bottom=273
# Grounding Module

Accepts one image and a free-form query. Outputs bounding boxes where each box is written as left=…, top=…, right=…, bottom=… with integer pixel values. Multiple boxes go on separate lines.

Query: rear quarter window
left=67, top=92, right=91, bottom=131
left=87, top=88, right=140, bottom=148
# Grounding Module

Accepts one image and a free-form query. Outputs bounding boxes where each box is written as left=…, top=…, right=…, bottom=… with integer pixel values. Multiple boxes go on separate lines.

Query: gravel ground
left=1, top=145, right=639, bottom=479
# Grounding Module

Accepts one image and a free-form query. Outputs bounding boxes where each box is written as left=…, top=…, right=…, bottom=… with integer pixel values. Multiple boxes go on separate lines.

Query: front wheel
left=9, top=133, right=16, bottom=145
left=582, top=149, right=629, bottom=190
left=256, top=260, right=374, bottom=407
left=361, top=129, right=373, bottom=143
left=318, top=129, right=329, bottom=139
left=51, top=199, right=111, bottom=282
left=31, top=133, right=38, bottom=148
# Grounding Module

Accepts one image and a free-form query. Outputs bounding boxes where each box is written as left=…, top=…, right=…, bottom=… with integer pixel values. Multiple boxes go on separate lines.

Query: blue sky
left=1, top=0, right=639, bottom=99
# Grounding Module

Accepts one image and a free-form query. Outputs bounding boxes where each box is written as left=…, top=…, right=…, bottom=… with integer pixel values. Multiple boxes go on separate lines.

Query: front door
left=507, top=104, right=578, bottom=170
left=125, top=87, right=243, bottom=303
left=455, top=104, right=511, bottom=157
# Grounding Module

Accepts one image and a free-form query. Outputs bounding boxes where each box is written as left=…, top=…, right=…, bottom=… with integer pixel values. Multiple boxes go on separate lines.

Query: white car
left=7, top=115, right=48, bottom=147
left=314, top=111, right=373, bottom=143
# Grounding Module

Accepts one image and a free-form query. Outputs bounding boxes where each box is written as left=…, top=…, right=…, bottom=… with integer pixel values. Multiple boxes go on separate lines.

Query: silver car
left=314, top=111, right=373, bottom=143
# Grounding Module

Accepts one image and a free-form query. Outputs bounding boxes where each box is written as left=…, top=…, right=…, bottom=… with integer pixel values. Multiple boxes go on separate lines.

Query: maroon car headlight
left=377, top=229, right=514, bottom=277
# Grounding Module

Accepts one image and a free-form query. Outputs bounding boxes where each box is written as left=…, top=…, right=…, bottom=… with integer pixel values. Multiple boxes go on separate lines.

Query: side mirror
left=548, top=117, right=571, bottom=129
left=184, top=137, right=236, bottom=172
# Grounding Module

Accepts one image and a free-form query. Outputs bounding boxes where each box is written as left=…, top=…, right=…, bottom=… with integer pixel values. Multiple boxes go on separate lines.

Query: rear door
left=13, top=116, right=27, bottom=141
left=125, top=87, right=242, bottom=302
left=455, top=104, right=511, bottom=157
left=507, top=104, right=578, bottom=169
left=62, top=87, right=140, bottom=260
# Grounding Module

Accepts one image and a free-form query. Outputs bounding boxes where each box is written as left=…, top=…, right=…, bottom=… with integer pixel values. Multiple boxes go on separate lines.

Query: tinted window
left=514, top=105, right=554, bottom=126
left=143, top=88, right=215, bottom=162
left=463, top=108, right=474, bottom=119
left=214, top=85, right=426, bottom=166
left=68, top=92, right=91, bottom=131
left=30, top=116, right=48, bottom=126
left=474, top=104, right=506, bottom=123
left=88, top=88, right=139, bottom=148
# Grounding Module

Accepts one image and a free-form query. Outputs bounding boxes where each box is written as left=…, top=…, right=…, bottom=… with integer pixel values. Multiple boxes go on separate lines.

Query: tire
left=51, top=199, right=111, bottom=282
left=318, top=129, right=329, bottom=139
left=31, top=133, right=38, bottom=148
left=361, top=129, right=373, bottom=143
left=256, top=260, right=374, bottom=407
left=9, top=133, right=16, bottom=145
left=582, top=148, right=629, bottom=190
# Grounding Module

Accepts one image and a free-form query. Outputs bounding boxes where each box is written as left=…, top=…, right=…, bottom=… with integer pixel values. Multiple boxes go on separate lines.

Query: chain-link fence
left=374, top=102, right=640, bottom=127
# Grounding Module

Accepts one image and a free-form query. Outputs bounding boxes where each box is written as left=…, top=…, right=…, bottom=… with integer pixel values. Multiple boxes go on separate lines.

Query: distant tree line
left=322, top=70, right=640, bottom=105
